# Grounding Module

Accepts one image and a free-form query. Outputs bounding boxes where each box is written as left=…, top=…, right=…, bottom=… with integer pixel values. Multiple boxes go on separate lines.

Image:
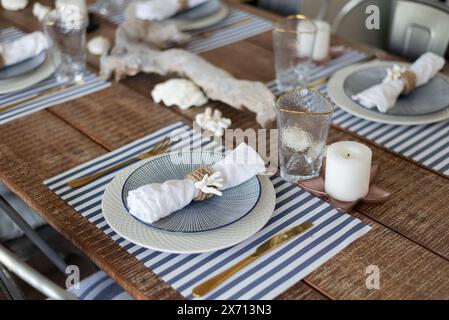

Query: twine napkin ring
left=385, top=64, right=416, bottom=95
left=399, top=70, right=416, bottom=95
left=179, top=0, right=189, bottom=11
left=185, top=167, right=223, bottom=201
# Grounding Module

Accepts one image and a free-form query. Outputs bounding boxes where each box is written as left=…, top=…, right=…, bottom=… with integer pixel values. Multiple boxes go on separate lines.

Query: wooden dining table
left=1, top=0, right=449, bottom=300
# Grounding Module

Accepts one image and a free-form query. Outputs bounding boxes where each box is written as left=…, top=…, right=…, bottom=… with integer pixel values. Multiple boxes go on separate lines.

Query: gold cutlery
left=308, top=53, right=378, bottom=88
left=67, top=138, right=171, bottom=188
left=192, top=222, right=314, bottom=297
left=309, top=77, right=329, bottom=88
left=0, top=81, right=84, bottom=113
left=191, top=17, right=252, bottom=40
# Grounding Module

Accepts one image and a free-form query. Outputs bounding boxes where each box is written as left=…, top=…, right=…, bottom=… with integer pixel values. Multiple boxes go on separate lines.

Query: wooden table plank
left=1, top=0, right=449, bottom=300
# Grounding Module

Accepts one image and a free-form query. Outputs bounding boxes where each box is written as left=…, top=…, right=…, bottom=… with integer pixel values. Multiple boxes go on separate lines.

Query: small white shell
left=1, top=0, right=28, bottom=11
left=151, top=78, right=208, bottom=110
left=32, top=3, right=51, bottom=21
left=87, top=36, right=111, bottom=56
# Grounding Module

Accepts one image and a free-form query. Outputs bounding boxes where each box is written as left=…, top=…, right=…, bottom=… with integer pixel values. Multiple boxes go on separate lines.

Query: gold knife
left=0, top=81, right=83, bottom=113
left=192, top=222, right=314, bottom=297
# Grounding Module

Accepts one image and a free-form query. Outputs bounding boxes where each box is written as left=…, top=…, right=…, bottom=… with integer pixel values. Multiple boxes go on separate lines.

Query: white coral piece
left=87, top=36, right=111, bottom=56
left=195, top=107, right=232, bottom=137
left=383, top=64, right=407, bottom=82
left=194, top=171, right=223, bottom=197
left=151, top=78, right=208, bottom=110
left=32, top=3, right=51, bottom=21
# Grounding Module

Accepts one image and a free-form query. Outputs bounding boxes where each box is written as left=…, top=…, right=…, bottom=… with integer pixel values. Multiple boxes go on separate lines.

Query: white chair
left=332, top=0, right=449, bottom=59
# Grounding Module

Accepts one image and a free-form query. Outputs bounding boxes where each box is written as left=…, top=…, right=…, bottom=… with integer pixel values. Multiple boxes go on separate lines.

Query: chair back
left=0, top=244, right=77, bottom=300
left=257, top=0, right=301, bottom=15
left=388, top=0, right=449, bottom=59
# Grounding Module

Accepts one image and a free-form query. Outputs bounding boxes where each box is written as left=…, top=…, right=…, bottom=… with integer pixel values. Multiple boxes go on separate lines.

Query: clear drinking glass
left=96, top=0, right=126, bottom=15
left=276, top=87, right=333, bottom=183
left=273, top=15, right=317, bottom=92
left=43, top=6, right=87, bottom=83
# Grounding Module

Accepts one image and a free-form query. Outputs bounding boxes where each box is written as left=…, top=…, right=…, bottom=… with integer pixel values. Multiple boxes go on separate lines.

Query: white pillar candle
left=297, top=19, right=330, bottom=61
left=325, top=141, right=372, bottom=202
left=312, top=20, right=330, bottom=61
left=296, top=20, right=316, bottom=58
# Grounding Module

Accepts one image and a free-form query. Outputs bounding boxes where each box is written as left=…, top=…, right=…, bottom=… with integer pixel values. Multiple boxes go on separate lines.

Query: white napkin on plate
left=0, top=31, right=48, bottom=69
left=351, top=52, right=445, bottom=113
left=127, top=143, right=266, bottom=224
left=135, top=0, right=209, bottom=21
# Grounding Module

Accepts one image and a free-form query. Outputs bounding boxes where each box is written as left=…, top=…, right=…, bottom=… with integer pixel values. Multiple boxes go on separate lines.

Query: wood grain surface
left=0, top=0, right=448, bottom=300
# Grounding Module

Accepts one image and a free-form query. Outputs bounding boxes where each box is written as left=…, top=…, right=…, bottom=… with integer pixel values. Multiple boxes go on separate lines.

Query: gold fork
left=67, top=138, right=171, bottom=188
left=0, top=81, right=84, bottom=113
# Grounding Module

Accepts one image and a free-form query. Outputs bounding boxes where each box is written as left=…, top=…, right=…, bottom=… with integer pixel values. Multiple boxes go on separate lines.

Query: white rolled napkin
left=135, top=0, right=209, bottom=21
left=352, top=52, right=445, bottom=113
left=127, top=143, right=266, bottom=224
left=0, top=31, right=48, bottom=69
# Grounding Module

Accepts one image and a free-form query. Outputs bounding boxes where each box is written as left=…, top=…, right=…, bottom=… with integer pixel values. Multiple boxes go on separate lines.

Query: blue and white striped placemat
left=0, top=27, right=110, bottom=125
left=267, top=50, right=449, bottom=176
left=88, top=4, right=273, bottom=54
left=44, top=121, right=370, bottom=300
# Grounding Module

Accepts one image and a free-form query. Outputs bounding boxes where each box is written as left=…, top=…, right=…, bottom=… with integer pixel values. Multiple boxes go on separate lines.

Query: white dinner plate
left=102, top=151, right=275, bottom=254
left=0, top=52, right=55, bottom=95
left=126, top=1, right=229, bottom=31
left=327, top=60, right=449, bottom=125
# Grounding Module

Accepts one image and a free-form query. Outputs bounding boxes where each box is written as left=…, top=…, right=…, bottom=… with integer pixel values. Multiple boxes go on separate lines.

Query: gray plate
left=327, top=60, right=449, bottom=125
left=173, top=0, right=221, bottom=20
left=344, top=65, right=449, bottom=116
left=126, top=1, right=229, bottom=31
left=0, top=51, right=47, bottom=80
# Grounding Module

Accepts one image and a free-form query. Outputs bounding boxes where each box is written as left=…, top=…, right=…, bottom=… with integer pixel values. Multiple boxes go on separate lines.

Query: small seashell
left=87, top=36, right=111, bottom=56
left=151, top=78, right=208, bottom=110
left=1, top=0, right=28, bottom=11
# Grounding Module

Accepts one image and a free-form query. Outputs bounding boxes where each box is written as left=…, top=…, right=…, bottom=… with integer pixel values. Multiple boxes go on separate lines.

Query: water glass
left=273, top=15, right=317, bottom=92
left=43, top=6, right=87, bottom=83
left=276, top=87, right=333, bottom=182
left=95, top=0, right=126, bottom=15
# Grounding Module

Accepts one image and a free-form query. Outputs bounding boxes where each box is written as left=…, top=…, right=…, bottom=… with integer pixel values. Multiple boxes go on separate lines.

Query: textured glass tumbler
left=273, top=15, right=317, bottom=92
left=276, top=87, right=333, bottom=183
left=43, top=7, right=87, bottom=83
left=96, top=0, right=126, bottom=15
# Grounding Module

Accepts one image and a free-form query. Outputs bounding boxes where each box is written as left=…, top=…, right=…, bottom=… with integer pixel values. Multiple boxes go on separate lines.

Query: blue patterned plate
left=121, top=151, right=261, bottom=234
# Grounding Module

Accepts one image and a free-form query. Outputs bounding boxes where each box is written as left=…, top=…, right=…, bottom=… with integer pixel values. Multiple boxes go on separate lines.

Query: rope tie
left=399, top=70, right=417, bottom=95
left=185, top=167, right=223, bottom=201
left=178, top=0, right=189, bottom=11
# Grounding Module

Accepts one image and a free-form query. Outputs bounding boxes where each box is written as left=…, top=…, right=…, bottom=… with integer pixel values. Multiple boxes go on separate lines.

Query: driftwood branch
left=100, top=17, right=276, bottom=128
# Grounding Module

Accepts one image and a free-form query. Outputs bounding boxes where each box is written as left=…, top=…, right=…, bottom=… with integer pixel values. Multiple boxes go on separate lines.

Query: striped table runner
left=0, top=28, right=110, bottom=125
left=267, top=50, right=449, bottom=176
left=45, top=121, right=370, bottom=300
left=88, top=4, right=273, bottom=54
